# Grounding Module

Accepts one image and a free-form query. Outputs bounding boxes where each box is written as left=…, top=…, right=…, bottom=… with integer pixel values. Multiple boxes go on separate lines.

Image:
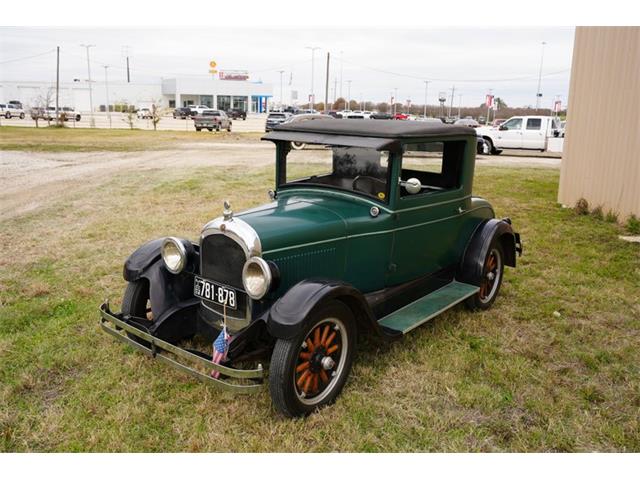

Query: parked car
left=100, top=118, right=522, bottom=417
left=394, top=113, right=410, bottom=120
left=193, top=109, right=232, bottom=132
left=60, top=107, right=81, bottom=121
left=189, top=105, right=210, bottom=115
left=476, top=115, right=561, bottom=154
left=173, top=107, right=193, bottom=119
left=415, top=117, right=443, bottom=123
left=8, top=100, right=23, bottom=109
left=454, top=118, right=480, bottom=128
left=265, top=112, right=291, bottom=131
left=281, top=113, right=334, bottom=149
left=0, top=103, right=25, bottom=119
left=226, top=109, right=247, bottom=120
left=326, top=110, right=342, bottom=118
left=370, top=112, right=393, bottom=120
left=137, top=108, right=153, bottom=119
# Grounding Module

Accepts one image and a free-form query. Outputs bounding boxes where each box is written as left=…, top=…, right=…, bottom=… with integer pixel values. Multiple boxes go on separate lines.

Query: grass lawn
left=0, top=126, right=262, bottom=152
left=0, top=159, right=638, bottom=452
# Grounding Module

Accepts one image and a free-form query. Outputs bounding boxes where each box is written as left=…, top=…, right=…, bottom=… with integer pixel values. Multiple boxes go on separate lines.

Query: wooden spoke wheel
left=121, top=280, right=154, bottom=345
left=269, top=300, right=356, bottom=417
left=465, top=241, right=505, bottom=310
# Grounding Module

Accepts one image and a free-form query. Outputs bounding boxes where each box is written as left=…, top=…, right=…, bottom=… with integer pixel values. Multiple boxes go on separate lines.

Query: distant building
left=558, top=27, right=640, bottom=220
left=0, top=76, right=273, bottom=113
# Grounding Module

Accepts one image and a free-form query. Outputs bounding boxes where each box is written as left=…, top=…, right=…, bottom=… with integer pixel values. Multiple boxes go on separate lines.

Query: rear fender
left=458, top=218, right=522, bottom=286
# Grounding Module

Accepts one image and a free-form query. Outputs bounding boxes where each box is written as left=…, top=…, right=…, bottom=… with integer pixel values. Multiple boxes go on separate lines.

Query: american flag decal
left=211, top=326, right=230, bottom=379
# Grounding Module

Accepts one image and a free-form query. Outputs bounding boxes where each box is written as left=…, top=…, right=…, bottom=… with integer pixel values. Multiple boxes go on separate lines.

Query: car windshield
left=202, top=111, right=219, bottom=116
left=269, top=114, right=286, bottom=119
left=280, top=145, right=390, bottom=202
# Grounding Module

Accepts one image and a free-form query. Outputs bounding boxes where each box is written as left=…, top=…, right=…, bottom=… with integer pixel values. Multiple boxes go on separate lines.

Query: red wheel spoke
left=303, top=373, right=313, bottom=393
left=296, top=361, right=310, bottom=373
left=297, top=369, right=311, bottom=388
left=299, top=351, right=311, bottom=360
left=306, top=338, right=315, bottom=352
left=319, top=369, right=329, bottom=384
left=320, top=324, right=330, bottom=345
left=324, top=331, right=336, bottom=348
left=314, top=327, right=321, bottom=346
left=327, top=344, right=339, bottom=355
left=311, top=373, right=319, bottom=393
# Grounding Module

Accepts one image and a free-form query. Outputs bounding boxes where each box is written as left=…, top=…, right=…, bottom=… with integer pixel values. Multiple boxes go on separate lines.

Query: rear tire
left=195, top=127, right=202, bottom=131
left=465, top=240, right=505, bottom=310
left=121, top=280, right=154, bottom=345
left=20, top=113, right=25, bottom=119
left=5, top=112, right=10, bottom=119
left=269, top=300, right=356, bottom=417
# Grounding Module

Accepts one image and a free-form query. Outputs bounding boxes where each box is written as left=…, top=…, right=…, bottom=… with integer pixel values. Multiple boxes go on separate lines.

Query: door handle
left=458, top=207, right=466, bottom=214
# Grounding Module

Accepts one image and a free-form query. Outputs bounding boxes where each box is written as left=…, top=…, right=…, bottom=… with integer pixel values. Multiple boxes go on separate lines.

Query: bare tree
left=31, top=88, right=56, bottom=127
left=150, top=100, right=165, bottom=131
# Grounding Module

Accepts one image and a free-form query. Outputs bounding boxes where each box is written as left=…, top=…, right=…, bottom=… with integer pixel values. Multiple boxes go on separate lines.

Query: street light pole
left=423, top=80, right=429, bottom=118
left=277, top=70, right=284, bottom=108
left=448, top=85, right=455, bottom=118
left=535, top=41, right=546, bottom=109
left=458, top=94, right=463, bottom=119
left=104, top=65, right=111, bottom=128
left=393, top=87, right=398, bottom=115
left=339, top=51, right=344, bottom=109
left=80, top=44, right=96, bottom=128
left=347, top=80, right=352, bottom=110
left=305, top=46, right=320, bottom=110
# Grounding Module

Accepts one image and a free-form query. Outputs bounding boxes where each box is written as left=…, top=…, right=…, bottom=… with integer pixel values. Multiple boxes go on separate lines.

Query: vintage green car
left=100, top=119, right=522, bottom=417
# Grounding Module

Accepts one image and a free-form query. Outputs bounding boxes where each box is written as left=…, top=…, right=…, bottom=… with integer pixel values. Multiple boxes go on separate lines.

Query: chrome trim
left=242, top=257, right=272, bottom=300
left=161, top=237, right=187, bottom=274
left=200, top=216, right=262, bottom=331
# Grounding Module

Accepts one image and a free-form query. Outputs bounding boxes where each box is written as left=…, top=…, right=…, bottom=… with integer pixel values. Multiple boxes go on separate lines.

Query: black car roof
left=262, top=118, right=474, bottom=151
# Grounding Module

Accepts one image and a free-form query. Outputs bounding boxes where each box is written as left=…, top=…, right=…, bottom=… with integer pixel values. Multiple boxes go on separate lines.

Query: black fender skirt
left=267, top=279, right=396, bottom=340
left=457, top=218, right=522, bottom=287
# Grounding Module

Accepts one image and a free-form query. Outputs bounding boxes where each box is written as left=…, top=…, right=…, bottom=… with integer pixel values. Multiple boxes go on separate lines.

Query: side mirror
left=499, top=125, right=507, bottom=131
left=402, top=177, right=422, bottom=195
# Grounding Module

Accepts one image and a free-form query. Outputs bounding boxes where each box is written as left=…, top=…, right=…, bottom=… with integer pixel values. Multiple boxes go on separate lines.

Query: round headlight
left=242, top=257, right=272, bottom=300
left=161, top=237, right=187, bottom=274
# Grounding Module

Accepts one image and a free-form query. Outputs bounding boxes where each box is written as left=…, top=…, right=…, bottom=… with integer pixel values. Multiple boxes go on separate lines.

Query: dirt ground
left=0, top=145, right=560, bottom=221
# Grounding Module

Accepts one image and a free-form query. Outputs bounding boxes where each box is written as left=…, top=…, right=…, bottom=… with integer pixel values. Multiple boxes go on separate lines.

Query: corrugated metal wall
left=558, top=27, right=640, bottom=220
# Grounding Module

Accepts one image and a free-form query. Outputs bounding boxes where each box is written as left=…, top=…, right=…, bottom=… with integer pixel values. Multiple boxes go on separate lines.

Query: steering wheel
left=352, top=175, right=386, bottom=197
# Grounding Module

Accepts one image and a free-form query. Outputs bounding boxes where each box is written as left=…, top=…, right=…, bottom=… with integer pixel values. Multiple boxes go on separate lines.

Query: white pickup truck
left=476, top=115, right=561, bottom=154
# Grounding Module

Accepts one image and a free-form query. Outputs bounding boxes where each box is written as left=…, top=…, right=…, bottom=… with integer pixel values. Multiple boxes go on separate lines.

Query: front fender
left=267, top=279, right=390, bottom=340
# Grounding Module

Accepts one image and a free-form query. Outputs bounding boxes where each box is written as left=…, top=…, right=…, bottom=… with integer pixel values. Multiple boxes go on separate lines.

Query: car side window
left=502, top=118, right=522, bottom=130
left=400, top=141, right=465, bottom=197
left=526, top=118, right=542, bottom=130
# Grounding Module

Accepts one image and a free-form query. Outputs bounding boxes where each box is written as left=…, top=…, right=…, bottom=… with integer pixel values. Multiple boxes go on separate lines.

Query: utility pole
left=333, top=77, right=338, bottom=106
left=104, top=65, right=111, bottom=128
left=55, top=46, right=60, bottom=125
left=339, top=51, right=344, bottom=108
left=305, top=46, right=320, bottom=109
left=123, top=45, right=131, bottom=83
left=347, top=80, right=352, bottom=110
left=448, top=85, right=456, bottom=118
left=535, top=41, right=546, bottom=109
left=423, top=80, right=429, bottom=118
left=458, top=94, right=463, bottom=119
left=81, top=44, right=95, bottom=128
left=393, top=87, right=398, bottom=115
left=277, top=70, right=285, bottom=108
left=324, top=52, right=330, bottom=113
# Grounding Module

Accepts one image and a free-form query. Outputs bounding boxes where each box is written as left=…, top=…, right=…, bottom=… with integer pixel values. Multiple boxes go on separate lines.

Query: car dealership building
left=0, top=76, right=273, bottom=113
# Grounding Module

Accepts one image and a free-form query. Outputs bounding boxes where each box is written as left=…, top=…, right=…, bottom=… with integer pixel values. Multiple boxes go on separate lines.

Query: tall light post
left=535, top=41, right=547, bottom=109
left=458, top=93, right=463, bottom=119
left=423, top=80, right=430, bottom=118
left=305, top=46, right=320, bottom=109
left=393, top=87, right=398, bottom=115
left=104, top=65, right=111, bottom=128
left=339, top=51, right=344, bottom=108
left=347, top=80, right=352, bottom=110
left=277, top=70, right=285, bottom=108
left=80, top=44, right=95, bottom=128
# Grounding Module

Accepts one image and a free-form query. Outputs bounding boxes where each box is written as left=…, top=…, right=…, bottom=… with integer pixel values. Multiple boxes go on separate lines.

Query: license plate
left=194, top=276, right=237, bottom=310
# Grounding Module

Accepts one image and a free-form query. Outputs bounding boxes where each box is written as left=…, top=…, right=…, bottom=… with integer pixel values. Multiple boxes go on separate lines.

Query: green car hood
left=236, top=195, right=349, bottom=254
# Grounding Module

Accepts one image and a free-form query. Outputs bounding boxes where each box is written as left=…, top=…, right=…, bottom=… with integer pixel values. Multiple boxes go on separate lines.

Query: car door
left=387, top=140, right=469, bottom=286
left=495, top=117, right=523, bottom=148
left=521, top=117, right=546, bottom=149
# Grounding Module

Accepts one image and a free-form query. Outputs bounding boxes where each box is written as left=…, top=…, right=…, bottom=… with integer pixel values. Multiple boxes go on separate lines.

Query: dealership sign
left=219, top=70, right=250, bottom=81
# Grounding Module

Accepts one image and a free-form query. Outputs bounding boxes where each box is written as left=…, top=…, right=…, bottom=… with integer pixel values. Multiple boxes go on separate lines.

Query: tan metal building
left=558, top=27, right=640, bottom=220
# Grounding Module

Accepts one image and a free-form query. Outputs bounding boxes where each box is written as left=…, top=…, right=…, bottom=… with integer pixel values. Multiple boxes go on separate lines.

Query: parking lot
left=0, top=111, right=269, bottom=133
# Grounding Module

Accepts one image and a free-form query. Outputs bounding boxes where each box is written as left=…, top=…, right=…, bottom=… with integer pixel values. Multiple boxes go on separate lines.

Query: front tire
left=121, top=280, right=154, bottom=345
left=465, top=240, right=505, bottom=310
left=269, top=300, right=356, bottom=417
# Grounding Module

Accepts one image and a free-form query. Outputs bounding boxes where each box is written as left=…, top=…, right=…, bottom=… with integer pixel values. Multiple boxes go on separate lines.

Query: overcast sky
left=1, top=27, right=575, bottom=108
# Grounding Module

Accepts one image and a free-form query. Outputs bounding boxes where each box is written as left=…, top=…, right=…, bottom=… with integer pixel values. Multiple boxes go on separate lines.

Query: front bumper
left=99, top=302, right=264, bottom=393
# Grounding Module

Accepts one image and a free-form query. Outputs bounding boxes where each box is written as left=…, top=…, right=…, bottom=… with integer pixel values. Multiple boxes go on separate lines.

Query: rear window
left=269, top=114, right=286, bottom=119
left=202, top=111, right=220, bottom=116
left=526, top=118, right=542, bottom=130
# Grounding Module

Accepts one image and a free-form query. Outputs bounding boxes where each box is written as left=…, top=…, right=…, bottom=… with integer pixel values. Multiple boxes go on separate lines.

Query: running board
left=377, top=281, right=479, bottom=334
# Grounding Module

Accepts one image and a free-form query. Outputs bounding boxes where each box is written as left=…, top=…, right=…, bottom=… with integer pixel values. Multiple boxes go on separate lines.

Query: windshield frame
left=275, top=141, right=396, bottom=205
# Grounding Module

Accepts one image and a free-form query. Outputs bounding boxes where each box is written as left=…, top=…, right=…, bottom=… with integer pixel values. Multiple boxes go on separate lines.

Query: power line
left=0, top=49, right=56, bottom=65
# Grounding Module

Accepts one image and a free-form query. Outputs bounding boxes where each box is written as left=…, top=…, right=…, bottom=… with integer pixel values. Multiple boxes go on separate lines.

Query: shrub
left=591, top=205, right=604, bottom=220
left=605, top=210, right=618, bottom=223
left=574, top=198, right=589, bottom=215
left=626, top=214, right=640, bottom=235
